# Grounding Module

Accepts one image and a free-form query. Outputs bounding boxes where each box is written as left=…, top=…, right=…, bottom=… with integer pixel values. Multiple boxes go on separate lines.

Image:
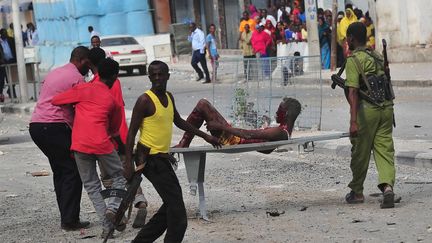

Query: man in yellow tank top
left=125, top=61, right=221, bottom=243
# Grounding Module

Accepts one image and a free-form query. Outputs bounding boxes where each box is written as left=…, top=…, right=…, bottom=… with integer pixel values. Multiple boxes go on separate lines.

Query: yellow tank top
left=139, top=90, right=173, bottom=154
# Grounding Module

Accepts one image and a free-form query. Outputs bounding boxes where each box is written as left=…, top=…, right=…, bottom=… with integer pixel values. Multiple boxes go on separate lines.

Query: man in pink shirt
left=29, top=46, right=91, bottom=231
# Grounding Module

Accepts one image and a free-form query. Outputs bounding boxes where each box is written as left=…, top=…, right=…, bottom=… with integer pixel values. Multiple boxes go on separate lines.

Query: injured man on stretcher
left=175, top=97, right=301, bottom=153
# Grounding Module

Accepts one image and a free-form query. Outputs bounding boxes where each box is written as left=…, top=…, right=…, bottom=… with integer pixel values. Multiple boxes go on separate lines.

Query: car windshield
left=101, top=37, right=138, bottom=46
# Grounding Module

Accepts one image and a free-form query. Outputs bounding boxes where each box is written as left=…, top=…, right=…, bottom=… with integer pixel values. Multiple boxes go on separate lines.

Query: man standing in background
left=88, top=25, right=100, bottom=39
left=0, top=28, right=17, bottom=102
left=188, top=22, right=211, bottom=83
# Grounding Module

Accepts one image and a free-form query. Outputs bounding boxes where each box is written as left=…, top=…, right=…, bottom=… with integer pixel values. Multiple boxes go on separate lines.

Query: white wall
left=376, top=0, right=432, bottom=47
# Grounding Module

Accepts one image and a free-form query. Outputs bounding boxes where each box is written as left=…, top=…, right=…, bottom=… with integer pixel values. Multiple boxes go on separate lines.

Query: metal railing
left=210, top=55, right=322, bottom=131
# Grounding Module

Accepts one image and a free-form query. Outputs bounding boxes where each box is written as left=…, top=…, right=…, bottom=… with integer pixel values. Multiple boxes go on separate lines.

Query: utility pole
left=11, top=0, right=28, bottom=103
left=304, top=0, right=320, bottom=68
left=330, top=0, right=338, bottom=71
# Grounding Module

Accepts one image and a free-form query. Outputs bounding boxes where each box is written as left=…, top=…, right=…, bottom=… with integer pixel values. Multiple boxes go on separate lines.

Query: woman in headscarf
left=318, top=17, right=331, bottom=69
left=339, top=7, right=357, bottom=57
left=264, top=19, right=276, bottom=40
left=249, top=4, right=259, bottom=19
left=264, top=20, right=276, bottom=56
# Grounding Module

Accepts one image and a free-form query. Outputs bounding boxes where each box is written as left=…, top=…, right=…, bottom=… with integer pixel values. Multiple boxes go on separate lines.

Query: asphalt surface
left=1, top=113, right=432, bottom=242
left=1, top=71, right=432, bottom=242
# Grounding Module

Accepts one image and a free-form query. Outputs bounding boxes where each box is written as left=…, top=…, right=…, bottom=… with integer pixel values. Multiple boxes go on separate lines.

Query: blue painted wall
left=33, top=0, right=154, bottom=70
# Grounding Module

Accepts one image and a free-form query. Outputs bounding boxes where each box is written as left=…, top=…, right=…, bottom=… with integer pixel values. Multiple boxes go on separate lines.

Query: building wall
left=32, top=0, right=155, bottom=70
left=173, top=0, right=195, bottom=24
left=375, top=0, right=432, bottom=62
left=223, top=0, right=241, bottom=49
left=152, top=0, right=171, bottom=33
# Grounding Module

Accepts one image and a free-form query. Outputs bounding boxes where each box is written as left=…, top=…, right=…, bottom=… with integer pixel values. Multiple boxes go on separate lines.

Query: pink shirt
left=251, top=30, right=272, bottom=55
left=31, top=63, right=84, bottom=126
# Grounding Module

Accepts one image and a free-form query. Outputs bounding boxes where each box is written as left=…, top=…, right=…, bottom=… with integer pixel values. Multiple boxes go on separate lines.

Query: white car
left=100, top=35, right=147, bottom=75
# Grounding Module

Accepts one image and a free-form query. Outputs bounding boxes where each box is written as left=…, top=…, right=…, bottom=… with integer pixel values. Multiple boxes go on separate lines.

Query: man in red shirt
left=251, top=24, right=272, bottom=58
left=251, top=24, right=273, bottom=77
left=52, top=58, right=127, bottom=238
left=88, top=47, right=148, bottom=228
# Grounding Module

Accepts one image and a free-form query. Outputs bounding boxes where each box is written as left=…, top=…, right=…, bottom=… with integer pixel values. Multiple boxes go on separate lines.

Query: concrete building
left=373, top=0, right=432, bottom=62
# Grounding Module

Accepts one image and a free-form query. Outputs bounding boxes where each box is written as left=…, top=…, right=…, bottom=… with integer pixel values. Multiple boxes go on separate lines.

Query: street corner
left=314, top=136, right=351, bottom=157
left=396, top=151, right=432, bottom=169
left=0, top=102, right=35, bottom=115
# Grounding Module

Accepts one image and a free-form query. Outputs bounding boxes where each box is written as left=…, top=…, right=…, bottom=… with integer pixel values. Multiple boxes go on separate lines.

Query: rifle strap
left=351, top=55, right=373, bottom=95
left=336, top=60, right=346, bottom=77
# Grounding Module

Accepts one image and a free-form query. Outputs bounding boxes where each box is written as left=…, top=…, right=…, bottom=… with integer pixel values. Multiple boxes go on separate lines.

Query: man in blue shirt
left=188, top=22, right=211, bottom=83
left=0, top=28, right=17, bottom=102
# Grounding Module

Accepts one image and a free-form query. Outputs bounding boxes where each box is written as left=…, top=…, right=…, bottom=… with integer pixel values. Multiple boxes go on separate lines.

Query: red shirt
left=52, top=81, right=122, bottom=155
left=251, top=30, right=272, bottom=55
left=92, top=74, right=128, bottom=144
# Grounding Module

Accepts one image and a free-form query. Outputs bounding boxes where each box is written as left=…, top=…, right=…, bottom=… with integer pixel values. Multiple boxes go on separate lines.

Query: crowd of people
left=235, top=1, right=376, bottom=70
left=19, top=8, right=395, bottom=242
left=0, top=22, right=38, bottom=102
left=27, top=30, right=306, bottom=241
left=238, top=2, right=308, bottom=61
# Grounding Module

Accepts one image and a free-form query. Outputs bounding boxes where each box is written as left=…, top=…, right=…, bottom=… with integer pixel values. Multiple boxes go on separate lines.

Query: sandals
left=380, top=189, right=395, bottom=209
left=345, top=191, right=365, bottom=204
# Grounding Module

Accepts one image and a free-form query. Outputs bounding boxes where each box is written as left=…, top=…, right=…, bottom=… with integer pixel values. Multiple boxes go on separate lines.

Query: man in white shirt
left=88, top=26, right=100, bottom=39
left=188, top=22, right=211, bottom=83
left=260, top=9, right=277, bottom=28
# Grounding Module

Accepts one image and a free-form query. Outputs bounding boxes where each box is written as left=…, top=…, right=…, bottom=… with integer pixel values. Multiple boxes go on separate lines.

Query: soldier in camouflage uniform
left=343, top=22, right=395, bottom=209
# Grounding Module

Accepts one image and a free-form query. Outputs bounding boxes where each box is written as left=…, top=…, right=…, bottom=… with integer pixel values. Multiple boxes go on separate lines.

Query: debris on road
left=299, top=206, right=308, bottom=211
left=404, top=181, right=432, bottom=184
left=28, top=170, right=50, bottom=177
left=266, top=210, right=285, bottom=217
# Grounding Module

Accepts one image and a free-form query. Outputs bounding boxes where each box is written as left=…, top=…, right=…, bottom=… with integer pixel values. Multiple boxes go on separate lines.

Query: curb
left=169, top=65, right=432, bottom=88
left=314, top=142, right=432, bottom=169
left=0, top=102, right=35, bottom=116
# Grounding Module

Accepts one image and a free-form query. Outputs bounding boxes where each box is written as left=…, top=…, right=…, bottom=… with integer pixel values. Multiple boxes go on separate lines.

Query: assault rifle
left=382, top=39, right=395, bottom=100
left=101, top=163, right=145, bottom=243
left=330, top=63, right=382, bottom=107
left=382, top=39, right=396, bottom=127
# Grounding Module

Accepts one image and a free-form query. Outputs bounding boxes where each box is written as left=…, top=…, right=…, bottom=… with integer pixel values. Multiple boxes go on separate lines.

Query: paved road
left=1, top=113, right=432, bottom=242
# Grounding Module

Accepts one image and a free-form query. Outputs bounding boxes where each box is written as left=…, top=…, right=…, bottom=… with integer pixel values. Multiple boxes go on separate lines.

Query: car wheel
left=126, top=68, right=134, bottom=75
left=139, top=65, right=147, bottom=75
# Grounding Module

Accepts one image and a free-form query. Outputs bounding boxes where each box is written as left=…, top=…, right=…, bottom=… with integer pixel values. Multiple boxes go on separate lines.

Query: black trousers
left=29, top=123, right=83, bottom=225
left=0, top=60, right=17, bottom=97
left=133, top=155, right=187, bottom=243
left=191, top=49, right=210, bottom=81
